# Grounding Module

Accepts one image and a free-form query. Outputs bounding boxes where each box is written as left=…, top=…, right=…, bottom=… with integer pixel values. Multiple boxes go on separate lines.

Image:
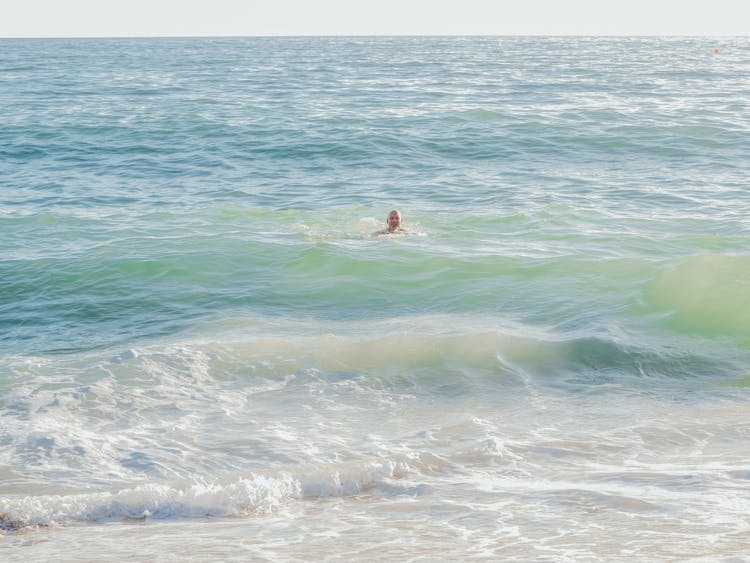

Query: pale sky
left=1, top=1, right=746, bottom=38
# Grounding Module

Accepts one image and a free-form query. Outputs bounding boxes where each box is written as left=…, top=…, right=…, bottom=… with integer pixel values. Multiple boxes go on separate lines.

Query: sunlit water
left=2, top=36, right=750, bottom=561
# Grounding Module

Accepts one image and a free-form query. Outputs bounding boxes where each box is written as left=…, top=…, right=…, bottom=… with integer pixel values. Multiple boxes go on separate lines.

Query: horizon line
left=1, top=33, right=745, bottom=40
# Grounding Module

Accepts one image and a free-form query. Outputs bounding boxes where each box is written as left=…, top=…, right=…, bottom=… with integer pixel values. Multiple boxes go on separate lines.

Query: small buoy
left=714, top=48, right=719, bottom=54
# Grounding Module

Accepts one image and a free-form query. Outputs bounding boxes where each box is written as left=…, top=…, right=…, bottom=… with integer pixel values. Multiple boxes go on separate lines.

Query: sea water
left=1, top=36, right=750, bottom=561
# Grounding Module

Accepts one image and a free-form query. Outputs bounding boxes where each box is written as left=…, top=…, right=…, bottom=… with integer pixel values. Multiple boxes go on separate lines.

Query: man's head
left=387, top=209, right=401, bottom=232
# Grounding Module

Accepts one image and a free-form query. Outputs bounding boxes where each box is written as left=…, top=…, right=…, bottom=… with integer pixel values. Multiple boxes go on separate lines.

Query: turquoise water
left=2, top=37, right=750, bottom=560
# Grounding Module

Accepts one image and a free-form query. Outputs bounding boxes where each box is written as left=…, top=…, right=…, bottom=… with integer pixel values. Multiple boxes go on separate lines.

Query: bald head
left=386, top=210, right=401, bottom=232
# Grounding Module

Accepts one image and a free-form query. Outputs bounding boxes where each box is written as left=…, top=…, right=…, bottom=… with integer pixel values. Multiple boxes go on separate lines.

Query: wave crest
left=0, top=456, right=418, bottom=530
left=646, top=253, right=750, bottom=338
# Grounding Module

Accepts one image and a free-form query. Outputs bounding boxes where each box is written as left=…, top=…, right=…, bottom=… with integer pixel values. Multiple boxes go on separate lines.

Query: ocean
left=1, top=36, right=749, bottom=561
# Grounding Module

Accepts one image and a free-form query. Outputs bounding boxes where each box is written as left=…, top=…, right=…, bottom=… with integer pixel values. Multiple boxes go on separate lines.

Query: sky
left=1, top=0, right=747, bottom=38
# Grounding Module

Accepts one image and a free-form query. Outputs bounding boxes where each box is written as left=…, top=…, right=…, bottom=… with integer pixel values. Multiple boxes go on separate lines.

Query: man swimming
left=374, top=209, right=408, bottom=235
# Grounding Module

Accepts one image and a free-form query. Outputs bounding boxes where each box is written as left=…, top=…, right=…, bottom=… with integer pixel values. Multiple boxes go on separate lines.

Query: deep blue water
left=3, top=36, right=749, bottom=355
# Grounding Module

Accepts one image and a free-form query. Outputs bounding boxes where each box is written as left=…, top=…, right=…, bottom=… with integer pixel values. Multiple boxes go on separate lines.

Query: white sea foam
left=0, top=456, right=419, bottom=530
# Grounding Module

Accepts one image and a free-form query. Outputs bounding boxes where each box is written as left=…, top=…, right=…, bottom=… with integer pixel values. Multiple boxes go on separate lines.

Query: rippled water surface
left=2, top=37, right=750, bottom=561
